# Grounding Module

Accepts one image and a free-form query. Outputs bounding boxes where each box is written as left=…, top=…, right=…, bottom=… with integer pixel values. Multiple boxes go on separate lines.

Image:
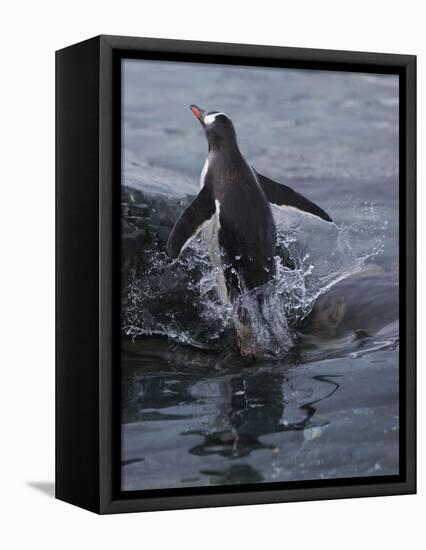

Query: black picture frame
left=56, top=34, right=416, bottom=514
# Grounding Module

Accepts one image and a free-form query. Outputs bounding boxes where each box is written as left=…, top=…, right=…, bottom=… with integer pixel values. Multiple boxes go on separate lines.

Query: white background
left=0, top=1, right=423, bottom=548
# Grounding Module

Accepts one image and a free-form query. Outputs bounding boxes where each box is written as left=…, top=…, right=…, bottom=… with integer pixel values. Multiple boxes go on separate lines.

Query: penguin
left=166, top=105, right=332, bottom=357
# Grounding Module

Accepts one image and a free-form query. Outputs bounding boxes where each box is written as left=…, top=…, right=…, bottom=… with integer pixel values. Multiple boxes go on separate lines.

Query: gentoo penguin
left=167, top=105, right=332, bottom=357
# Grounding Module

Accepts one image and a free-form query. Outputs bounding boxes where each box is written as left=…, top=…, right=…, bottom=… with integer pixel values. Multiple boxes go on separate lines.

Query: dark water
left=120, top=60, right=399, bottom=491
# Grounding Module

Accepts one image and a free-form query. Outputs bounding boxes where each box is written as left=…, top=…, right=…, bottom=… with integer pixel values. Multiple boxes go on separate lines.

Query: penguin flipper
left=166, top=184, right=215, bottom=259
left=254, top=170, right=332, bottom=222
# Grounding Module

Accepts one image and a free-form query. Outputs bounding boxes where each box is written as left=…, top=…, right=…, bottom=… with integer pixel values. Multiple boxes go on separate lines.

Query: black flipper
left=254, top=169, right=332, bottom=222
left=166, top=184, right=215, bottom=259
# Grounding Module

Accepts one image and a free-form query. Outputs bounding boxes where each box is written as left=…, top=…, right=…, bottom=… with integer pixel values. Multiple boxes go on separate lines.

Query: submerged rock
left=121, top=185, right=191, bottom=284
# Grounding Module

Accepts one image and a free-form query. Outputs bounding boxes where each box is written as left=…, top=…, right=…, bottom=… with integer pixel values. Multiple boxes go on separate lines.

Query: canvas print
left=120, top=59, right=399, bottom=491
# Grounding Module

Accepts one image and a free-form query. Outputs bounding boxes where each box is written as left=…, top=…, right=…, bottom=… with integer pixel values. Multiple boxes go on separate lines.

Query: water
left=120, top=60, right=399, bottom=490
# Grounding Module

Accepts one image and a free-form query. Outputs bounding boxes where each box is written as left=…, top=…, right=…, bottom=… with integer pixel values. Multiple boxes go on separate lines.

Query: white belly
left=200, top=180, right=228, bottom=303
left=200, top=158, right=208, bottom=189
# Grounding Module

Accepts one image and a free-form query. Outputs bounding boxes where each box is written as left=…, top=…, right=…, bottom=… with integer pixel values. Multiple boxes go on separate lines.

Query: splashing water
left=122, top=202, right=386, bottom=358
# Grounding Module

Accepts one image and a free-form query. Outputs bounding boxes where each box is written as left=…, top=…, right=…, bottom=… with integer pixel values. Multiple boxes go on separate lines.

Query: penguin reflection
left=187, top=371, right=340, bottom=462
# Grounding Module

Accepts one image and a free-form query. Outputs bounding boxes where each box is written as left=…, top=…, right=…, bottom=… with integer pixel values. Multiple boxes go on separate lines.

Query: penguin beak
left=190, top=104, right=205, bottom=126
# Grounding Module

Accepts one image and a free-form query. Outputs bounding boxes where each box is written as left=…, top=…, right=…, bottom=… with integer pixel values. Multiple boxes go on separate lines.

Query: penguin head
left=190, top=104, right=237, bottom=151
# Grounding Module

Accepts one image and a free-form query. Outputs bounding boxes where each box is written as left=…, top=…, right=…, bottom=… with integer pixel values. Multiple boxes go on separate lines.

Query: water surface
left=121, top=60, right=399, bottom=490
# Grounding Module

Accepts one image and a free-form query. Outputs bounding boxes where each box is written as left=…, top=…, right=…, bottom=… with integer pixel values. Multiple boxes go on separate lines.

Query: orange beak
left=190, top=104, right=205, bottom=125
